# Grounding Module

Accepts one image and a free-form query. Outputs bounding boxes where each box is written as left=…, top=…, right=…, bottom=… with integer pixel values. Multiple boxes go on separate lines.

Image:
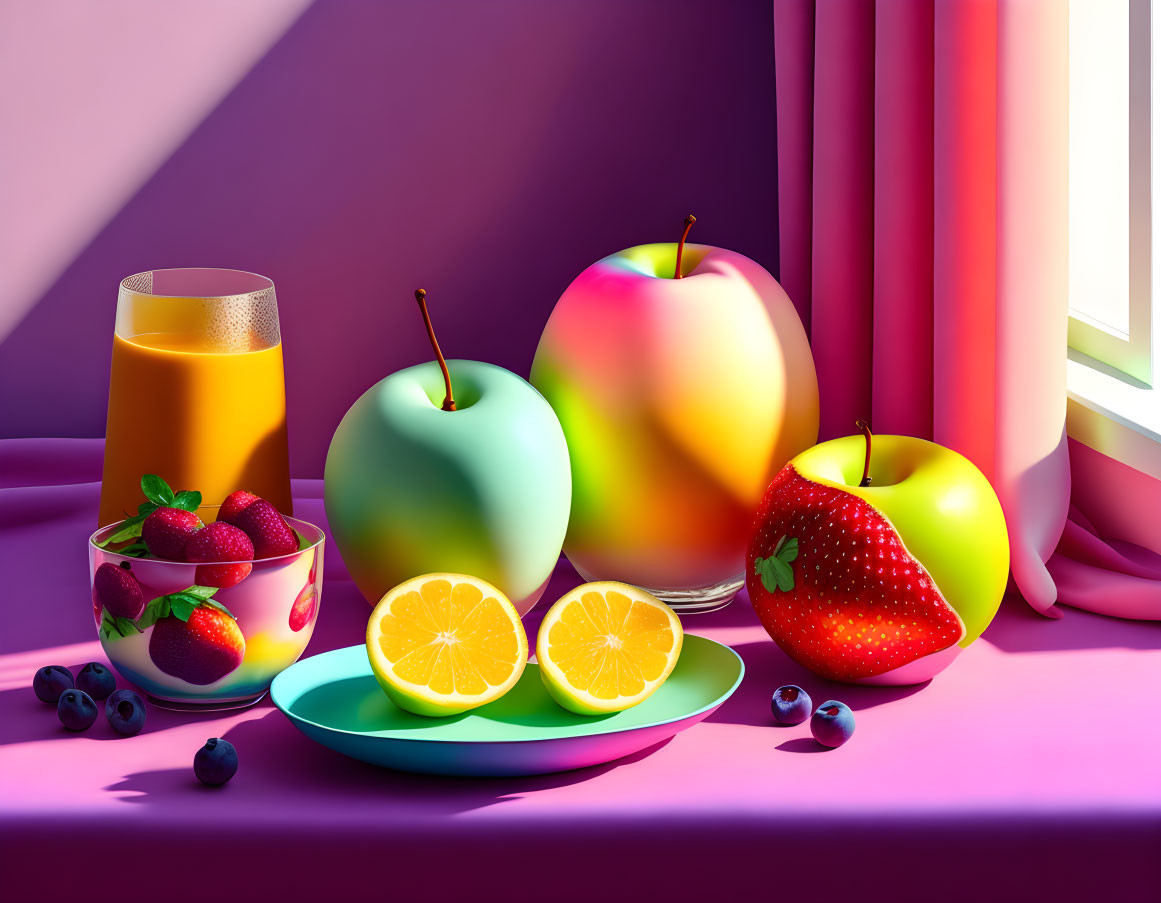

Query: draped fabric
left=774, top=0, right=1161, bottom=620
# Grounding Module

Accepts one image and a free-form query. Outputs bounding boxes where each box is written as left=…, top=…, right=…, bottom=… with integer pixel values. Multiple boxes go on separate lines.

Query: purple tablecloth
left=2, top=439, right=1160, bottom=902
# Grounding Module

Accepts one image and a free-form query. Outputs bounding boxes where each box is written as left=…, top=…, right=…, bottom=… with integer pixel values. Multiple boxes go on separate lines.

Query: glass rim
left=119, top=267, right=275, bottom=301
left=89, top=515, right=324, bottom=566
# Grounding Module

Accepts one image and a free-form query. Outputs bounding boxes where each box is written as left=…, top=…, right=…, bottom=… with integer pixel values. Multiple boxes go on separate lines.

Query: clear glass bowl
left=88, top=517, right=324, bottom=710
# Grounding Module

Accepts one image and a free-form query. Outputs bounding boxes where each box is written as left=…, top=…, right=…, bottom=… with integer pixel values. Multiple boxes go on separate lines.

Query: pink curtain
left=773, top=0, right=1161, bottom=620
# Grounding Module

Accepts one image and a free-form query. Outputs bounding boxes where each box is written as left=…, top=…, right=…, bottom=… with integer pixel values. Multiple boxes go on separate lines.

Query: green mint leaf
left=172, top=490, right=202, bottom=512
left=183, top=585, right=218, bottom=600
left=99, top=610, right=140, bottom=639
left=118, top=541, right=150, bottom=558
left=140, top=474, right=174, bottom=507
left=778, top=537, right=799, bottom=564
left=293, top=527, right=311, bottom=552
left=169, top=598, right=197, bottom=622
left=200, top=598, right=237, bottom=620
left=97, top=514, right=146, bottom=548
left=137, top=501, right=156, bottom=516
left=136, top=595, right=170, bottom=630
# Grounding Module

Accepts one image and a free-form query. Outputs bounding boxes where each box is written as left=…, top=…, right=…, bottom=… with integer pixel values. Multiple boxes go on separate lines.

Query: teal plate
left=270, top=634, right=743, bottom=777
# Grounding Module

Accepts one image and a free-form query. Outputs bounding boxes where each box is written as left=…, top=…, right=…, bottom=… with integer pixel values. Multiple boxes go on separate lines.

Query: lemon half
left=536, top=581, right=683, bottom=715
left=366, top=573, right=528, bottom=717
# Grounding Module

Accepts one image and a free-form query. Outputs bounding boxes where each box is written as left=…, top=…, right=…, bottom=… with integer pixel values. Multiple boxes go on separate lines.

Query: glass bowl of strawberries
left=89, top=476, right=324, bottom=710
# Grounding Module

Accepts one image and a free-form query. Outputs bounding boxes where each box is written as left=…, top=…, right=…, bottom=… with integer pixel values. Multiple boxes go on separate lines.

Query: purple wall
left=0, top=0, right=776, bottom=477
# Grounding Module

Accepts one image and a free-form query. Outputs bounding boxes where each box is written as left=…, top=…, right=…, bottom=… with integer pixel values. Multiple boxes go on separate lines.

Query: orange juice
left=99, top=331, right=292, bottom=525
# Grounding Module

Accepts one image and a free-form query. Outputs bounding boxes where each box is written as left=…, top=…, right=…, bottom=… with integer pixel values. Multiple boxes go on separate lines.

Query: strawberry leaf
left=200, top=598, right=238, bottom=620
left=172, top=490, right=201, bottom=512
left=135, top=595, right=171, bottom=630
left=754, top=554, right=795, bottom=594
left=135, top=586, right=223, bottom=627
left=141, top=474, right=174, bottom=507
left=99, top=610, right=141, bottom=640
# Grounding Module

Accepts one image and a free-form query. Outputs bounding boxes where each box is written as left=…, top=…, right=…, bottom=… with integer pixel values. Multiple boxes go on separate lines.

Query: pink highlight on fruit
left=288, top=581, right=318, bottom=632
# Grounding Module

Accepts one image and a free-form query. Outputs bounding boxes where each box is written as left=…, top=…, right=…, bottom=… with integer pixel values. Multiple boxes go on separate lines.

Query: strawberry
left=93, top=561, right=145, bottom=620
left=184, top=522, right=255, bottom=588
left=148, top=606, right=245, bottom=685
left=288, top=580, right=318, bottom=632
left=233, top=500, right=298, bottom=559
left=746, top=465, right=965, bottom=681
left=218, top=490, right=260, bottom=525
left=142, top=507, right=204, bottom=560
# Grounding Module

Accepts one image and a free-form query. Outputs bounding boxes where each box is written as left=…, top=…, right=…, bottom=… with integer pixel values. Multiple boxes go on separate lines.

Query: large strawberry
left=217, top=489, right=260, bottom=525
left=233, top=500, right=298, bottom=559
left=148, top=604, right=245, bottom=685
left=745, top=429, right=1009, bottom=684
left=184, top=521, right=254, bottom=588
left=142, top=506, right=204, bottom=560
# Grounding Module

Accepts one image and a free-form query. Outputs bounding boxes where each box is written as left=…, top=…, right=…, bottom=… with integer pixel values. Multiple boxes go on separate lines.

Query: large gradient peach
left=530, top=241, right=818, bottom=593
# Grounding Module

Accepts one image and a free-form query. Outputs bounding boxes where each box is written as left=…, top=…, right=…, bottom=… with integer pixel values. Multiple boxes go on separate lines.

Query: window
left=1068, top=0, right=1152, bottom=386
left=1066, top=0, right=1161, bottom=479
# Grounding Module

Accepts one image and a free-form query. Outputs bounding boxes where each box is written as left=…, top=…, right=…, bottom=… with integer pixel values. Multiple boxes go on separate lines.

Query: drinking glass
left=98, top=268, right=292, bottom=526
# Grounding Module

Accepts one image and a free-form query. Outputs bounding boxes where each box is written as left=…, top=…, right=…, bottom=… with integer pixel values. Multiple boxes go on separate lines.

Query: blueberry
left=810, top=700, right=855, bottom=748
left=75, top=662, right=116, bottom=701
left=105, top=689, right=146, bottom=736
left=57, top=689, right=98, bottom=731
left=33, top=665, right=74, bottom=703
left=194, top=738, right=238, bottom=786
left=771, top=684, right=812, bottom=725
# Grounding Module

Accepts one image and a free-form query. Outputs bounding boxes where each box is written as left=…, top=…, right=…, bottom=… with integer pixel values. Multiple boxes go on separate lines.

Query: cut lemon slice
left=366, top=574, right=528, bottom=717
left=536, top=581, right=683, bottom=715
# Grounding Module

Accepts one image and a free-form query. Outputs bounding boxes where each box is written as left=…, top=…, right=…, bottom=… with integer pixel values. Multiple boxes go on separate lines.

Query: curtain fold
left=872, top=0, right=933, bottom=439
left=810, top=0, right=875, bottom=441
left=773, top=0, right=1161, bottom=621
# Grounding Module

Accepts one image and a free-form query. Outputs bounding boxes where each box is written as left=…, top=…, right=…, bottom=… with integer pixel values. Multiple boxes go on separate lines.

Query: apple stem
left=856, top=420, right=872, bottom=487
left=414, top=289, right=456, bottom=412
left=674, top=214, right=696, bottom=279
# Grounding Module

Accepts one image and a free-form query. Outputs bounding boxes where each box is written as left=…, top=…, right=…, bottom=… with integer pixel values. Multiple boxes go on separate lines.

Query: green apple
left=324, top=292, right=571, bottom=616
left=746, top=427, right=1009, bottom=684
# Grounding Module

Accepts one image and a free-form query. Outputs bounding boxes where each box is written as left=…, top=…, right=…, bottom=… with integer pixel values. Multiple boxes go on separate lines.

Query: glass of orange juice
left=99, top=269, right=293, bottom=526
